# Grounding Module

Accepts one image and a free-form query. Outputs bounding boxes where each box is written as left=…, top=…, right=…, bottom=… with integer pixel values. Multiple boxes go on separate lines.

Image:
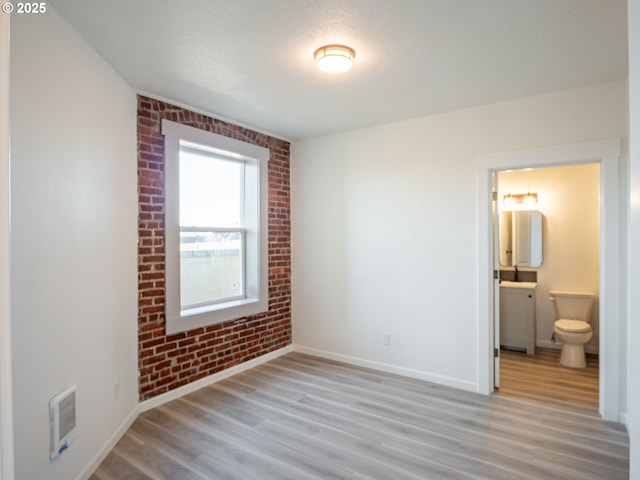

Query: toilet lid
left=555, top=319, right=592, bottom=333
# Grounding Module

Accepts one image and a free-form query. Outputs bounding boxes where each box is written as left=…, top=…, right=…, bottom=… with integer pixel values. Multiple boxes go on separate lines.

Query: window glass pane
left=179, top=149, right=243, bottom=228
left=180, top=230, right=243, bottom=308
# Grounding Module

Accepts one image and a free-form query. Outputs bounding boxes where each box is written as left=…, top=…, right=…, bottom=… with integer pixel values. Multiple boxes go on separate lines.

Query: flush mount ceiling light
left=314, top=44, right=356, bottom=74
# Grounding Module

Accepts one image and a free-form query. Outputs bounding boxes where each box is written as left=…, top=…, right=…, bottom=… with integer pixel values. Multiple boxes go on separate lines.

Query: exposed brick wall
left=137, top=95, right=292, bottom=401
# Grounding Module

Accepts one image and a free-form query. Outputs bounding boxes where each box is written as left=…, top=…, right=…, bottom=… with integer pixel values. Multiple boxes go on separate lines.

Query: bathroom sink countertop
left=499, top=281, right=537, bottom=289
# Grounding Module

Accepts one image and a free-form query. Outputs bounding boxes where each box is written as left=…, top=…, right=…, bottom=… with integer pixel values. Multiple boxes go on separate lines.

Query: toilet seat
left=555, top=319, right=591, bottom=333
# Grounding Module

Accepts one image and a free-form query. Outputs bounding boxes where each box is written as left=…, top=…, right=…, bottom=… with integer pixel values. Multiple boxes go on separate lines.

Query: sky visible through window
left=179, top=150, right=242, bottom=228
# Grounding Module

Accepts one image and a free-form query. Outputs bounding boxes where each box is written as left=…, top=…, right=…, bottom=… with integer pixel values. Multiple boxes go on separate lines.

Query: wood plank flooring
left=91, top=352, right=628, bottom=480
left=498, top=347, right=599, bottom=413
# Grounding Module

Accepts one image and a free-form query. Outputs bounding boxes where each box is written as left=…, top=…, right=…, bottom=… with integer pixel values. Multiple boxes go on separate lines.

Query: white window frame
left=162, top=120, right=269, bottom=334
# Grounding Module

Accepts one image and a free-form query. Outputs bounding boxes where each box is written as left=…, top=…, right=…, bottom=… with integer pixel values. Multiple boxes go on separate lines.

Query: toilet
left=550, top=290, right=595, bottom=368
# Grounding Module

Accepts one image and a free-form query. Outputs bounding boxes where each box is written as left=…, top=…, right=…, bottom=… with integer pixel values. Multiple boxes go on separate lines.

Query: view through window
left=179, top=147, right=245, bottom=308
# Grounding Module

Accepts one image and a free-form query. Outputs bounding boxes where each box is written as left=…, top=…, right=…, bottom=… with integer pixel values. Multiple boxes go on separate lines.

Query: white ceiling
left=49, top=0, right=628, bottom=140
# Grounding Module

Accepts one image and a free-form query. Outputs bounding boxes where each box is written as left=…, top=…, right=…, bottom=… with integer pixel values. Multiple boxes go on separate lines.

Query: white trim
left=476, top=138, right=623, bottom=421
left=620, top=412, right=629, bottom=428
left=598, top=145, right=623, bottom=422
left=628, top=0, right=640, bottom=475
left=139, top=345, right=294, bottom=412
left=74, top=407, right=139, bottom=480
left=293, top=346, right=478, bottom=393
left=138, top=90, right=291, bottom=143
left=0, top=12, right=13, bottom=480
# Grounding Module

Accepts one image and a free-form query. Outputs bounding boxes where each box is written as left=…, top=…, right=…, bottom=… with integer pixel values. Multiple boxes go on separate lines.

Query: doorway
left=495, top=163, right=600, bottom=411
left=475, top=139, right=623, bottom=422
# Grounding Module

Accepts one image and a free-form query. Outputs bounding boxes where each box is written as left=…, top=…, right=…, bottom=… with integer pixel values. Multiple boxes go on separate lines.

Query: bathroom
left=497, top=162, right=600, bottom=402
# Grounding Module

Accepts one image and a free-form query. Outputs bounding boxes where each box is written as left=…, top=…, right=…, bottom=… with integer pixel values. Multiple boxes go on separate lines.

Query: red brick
left=137, top=95, right=292, bottom=402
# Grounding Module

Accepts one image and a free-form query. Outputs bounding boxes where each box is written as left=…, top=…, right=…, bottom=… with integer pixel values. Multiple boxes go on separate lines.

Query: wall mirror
left=499, top=210, right=543, bottom=267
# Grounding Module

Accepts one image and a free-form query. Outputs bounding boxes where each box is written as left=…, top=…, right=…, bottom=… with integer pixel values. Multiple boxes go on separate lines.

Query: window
left=162, top=120, right=269, bottom=334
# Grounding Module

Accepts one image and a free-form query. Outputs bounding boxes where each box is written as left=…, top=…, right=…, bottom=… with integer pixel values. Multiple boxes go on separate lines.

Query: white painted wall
left=10, top=8, right=138, bottom=480
left=0, top=13, right=14, bottom=480
left=498, top=164, right=600, bottom=353
left=291, top=81, right=627, bottom=391
left=627, top=0, right=640, bottom=477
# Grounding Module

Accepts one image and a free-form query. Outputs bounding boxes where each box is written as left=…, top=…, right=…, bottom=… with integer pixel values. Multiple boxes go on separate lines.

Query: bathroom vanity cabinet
left=500, top=281, right=536, bottom=355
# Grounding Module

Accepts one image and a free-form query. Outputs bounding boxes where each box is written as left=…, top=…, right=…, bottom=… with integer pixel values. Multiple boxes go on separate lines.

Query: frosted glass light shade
left=314, top=45, right=355, bottom=74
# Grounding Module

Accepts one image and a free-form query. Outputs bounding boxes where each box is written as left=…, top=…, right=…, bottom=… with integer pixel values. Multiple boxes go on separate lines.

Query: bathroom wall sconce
left=314, top=44, right=356, bottom=74
left=502, top=192, right=538, bottom=210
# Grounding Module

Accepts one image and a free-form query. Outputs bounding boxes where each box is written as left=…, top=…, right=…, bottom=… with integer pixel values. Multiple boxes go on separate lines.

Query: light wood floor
left=91, top=352, right=628, bottom=480
left=498, top=347, right=599, bottom=413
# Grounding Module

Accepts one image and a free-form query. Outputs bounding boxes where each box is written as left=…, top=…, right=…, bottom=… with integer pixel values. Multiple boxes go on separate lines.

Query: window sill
left=166, top=295, right=268, bottom=335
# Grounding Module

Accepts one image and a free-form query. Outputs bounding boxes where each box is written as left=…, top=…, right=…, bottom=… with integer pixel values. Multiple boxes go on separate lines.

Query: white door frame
left=476, top=138, right=623, bottom=422
left=0, top=12, right=14, bottom=480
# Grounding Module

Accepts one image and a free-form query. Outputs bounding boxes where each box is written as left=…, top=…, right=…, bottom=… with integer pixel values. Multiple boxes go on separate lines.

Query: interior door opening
left=476, top=138, right=622, bottom=422
left=492, top=163, right=601, bottom=412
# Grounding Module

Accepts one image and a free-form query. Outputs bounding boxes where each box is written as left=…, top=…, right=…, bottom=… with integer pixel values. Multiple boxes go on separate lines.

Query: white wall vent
left=49, top=385, right=76, bottom=459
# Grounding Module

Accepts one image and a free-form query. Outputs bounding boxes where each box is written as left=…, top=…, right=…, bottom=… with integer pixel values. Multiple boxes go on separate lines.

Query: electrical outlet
left=113, top=382, right=120, bottom=400
left=383, top=333, right=390, bottom=346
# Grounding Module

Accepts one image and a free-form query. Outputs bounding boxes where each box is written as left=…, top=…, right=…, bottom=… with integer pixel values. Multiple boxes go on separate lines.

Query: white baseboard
left=619, top=412, right=629, bottom=428
left=536, top=339, right=599, bottom=355
left=139, top=344, right=295, bottom=412
left=78, top=345, right=294, bottom=479
left=76, top=406, right=138, bottom=480
left=293, top=345, right=478, bottom=393
left=79, top=341, right=617, bottom=480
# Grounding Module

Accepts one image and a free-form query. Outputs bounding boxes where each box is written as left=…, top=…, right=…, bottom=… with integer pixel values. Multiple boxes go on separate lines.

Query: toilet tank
left=549, top=291, right=595, bottom=322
